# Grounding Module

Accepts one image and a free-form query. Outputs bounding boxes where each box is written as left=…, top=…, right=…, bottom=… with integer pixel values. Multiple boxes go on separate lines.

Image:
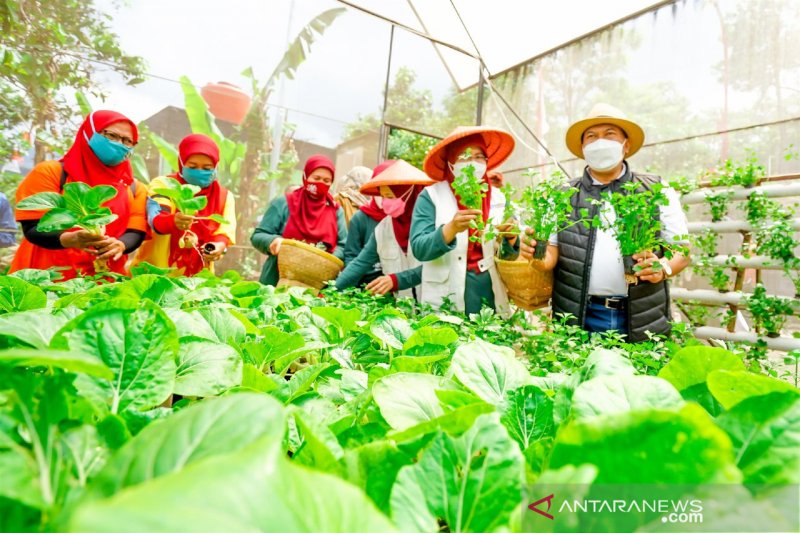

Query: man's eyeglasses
left=101, top=130, right=136, bottom=147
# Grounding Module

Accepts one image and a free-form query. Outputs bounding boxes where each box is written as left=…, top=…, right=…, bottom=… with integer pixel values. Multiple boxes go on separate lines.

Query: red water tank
left=200, top=82, right=252, bottom=125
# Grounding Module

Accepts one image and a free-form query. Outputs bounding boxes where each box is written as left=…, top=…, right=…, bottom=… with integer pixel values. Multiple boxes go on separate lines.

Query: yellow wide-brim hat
left=423, top=126, right=515, bottom=181
left=359, top=159, right=435, bottom=196
left=565, top=103, right=645, bottom=159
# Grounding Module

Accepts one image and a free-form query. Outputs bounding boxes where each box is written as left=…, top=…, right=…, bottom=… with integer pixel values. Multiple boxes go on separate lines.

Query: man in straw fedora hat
left=521, top=103, right=690, bottom=342
left=411, top=126, right=518, bottom=316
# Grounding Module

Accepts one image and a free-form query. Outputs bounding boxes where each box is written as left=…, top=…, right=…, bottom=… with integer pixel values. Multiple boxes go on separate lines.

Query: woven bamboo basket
left=495, top=256, right=553, bottom=311
left=277, top=239, right=344, bottom=291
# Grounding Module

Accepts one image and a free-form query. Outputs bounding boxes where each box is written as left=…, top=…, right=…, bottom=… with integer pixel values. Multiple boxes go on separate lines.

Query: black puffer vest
left=551, top=165, right=671, bottom=342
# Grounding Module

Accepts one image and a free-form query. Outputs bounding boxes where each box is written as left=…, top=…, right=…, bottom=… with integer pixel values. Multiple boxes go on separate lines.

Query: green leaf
left=51, top=299, right=178, bottom=414
left=291, top=411, right=344, bottom=475
left=36, top=208, right=79, bottom=232
left=146, top=130, right=178, bottom=172
left=390, top=413, right=525, bottom=533
left=658, top=346, right=745, bottom=391
left=111, top=275, right=186, bottom=308
left=174, top=338, right=243, bottom=397
left=388, top=401, right=495, bottom=442
left=0, top=277, right=47, bottom=315
left=372, top=372, right=458, bottom=431
left=577, top=348, right=636, bottom=382
left=312, top=307, right=362, bottom=336
left=244, top=327, right=305, bottom=368
left=343, top=441, right=413, bottom=511
left=179, top=75, right=223, bottom=142
left=205, top=214, right=227, bottom=224
left=69, top=435, right=394, bottom=532
left=716, top=392, right=800, bottom=485
left=707, top=370, right=799, bottom=410
left=272, top=363, right=330, bottom=404
left=15, top=191, right=65, bottom=211
left=570, top=375, right=684, bottom=419
left=193, top=306, right=247, bottom=345
left=83, top=393, right=285, bottom=500
left=500, top=385, right=555, bottom=451
left=0, top=309, right=69, bottom=349
left=84, top=185, right=118, bottom=210
left=550, top=404, right=738, bottom=484
left=0, top=450, right=44, bottom=509
left=240, top=364, right=280, bottom=393
left=75, top=91, right=93, bottom=116
left=369, top=311, right=413, bottom=350
left=449, top=338, right=530, bottom=404
left=268, top=8, right=346, bottom=83
left=77, top=213, right=118, bottom=230
left=0, top=348, right=112, bottom=379
left=402, top=326, right=458, bottom=355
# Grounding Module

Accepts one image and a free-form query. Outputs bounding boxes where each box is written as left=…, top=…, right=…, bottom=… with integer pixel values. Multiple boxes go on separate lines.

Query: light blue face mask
left=181, top=166, right=216, bottom=188
left=87, top=133, right=132, bottom=166
left=83, top=112, right=133, bottom=166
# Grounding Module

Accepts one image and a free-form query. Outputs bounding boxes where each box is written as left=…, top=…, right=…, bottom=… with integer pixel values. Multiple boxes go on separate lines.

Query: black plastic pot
left=533, top=240, right=548, bottom=260
left=622, top=255, right=637, bottom=277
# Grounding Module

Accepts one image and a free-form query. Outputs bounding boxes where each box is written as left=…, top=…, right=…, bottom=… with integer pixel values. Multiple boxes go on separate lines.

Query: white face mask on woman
left=582, top=138, right=625, bottom=172
left=449, top=161, right=487, bottom=180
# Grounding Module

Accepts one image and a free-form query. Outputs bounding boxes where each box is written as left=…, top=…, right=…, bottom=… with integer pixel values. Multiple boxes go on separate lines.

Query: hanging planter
left=200, top=82, right=252, bottom=125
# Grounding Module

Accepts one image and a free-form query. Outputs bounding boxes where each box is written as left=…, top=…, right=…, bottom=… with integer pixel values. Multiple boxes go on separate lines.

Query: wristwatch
left=660, top=258, right=673, bottom=279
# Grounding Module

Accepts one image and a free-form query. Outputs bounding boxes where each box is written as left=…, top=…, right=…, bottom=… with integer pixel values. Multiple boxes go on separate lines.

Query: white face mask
left=582, top=138, right=625, bottom=172
left=450, top=161, right=487, bottom=180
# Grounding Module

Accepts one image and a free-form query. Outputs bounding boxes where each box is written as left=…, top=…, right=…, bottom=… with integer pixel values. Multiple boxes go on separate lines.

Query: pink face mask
left=382, top=187, right=414, bottom=218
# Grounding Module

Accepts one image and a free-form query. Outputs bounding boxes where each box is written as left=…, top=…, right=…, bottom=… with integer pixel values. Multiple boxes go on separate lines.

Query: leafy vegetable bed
left=0, top=270, right=797, bottom=532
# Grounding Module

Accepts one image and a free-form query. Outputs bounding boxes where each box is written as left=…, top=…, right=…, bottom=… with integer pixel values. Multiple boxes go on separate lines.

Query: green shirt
left=251, top=195, right=348, bottom=286
left=343, top=210, right=383, bottom=283
left=336, top=230, right=422, bottom=291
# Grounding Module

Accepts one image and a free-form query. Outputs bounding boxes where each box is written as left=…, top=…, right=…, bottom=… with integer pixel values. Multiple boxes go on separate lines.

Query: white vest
left=374, top=217, right=420, bottom=300
left=420, top=181, right=510, bottom=316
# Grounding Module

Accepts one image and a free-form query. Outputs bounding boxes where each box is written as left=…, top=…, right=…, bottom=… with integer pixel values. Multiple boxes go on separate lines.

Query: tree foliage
left=0, top=0, right=146, bottom=162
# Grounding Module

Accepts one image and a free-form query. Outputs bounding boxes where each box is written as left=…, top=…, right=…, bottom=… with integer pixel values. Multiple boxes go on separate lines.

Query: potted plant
left=517, top=171, right=582, bottom=260
left=595, top=181, right=679, bottom=284
left=16, top=182, right=119, bottom=272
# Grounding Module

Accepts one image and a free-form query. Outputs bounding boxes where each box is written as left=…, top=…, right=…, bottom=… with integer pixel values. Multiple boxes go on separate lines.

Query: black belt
left=588, top=295, right=627, bottom=311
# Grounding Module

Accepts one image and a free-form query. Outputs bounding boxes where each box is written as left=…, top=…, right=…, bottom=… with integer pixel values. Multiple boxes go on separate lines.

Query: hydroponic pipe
left=681, top=182, right=800, bottom=205
left=692, top=326, right=800, bottom=352
left=686, top=219, right=800, bottom=234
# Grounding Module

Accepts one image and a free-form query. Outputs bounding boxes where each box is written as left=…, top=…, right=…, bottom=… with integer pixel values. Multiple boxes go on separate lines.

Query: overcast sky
left=88, top=0, right=664, bottom=148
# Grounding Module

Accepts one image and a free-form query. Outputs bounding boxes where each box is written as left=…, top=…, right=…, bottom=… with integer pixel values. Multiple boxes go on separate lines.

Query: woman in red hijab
left=251, top=155, right=347, bottom=285
left=10, top=110, right=149, bottom=279
left=132, top=134, right=236, bottom=276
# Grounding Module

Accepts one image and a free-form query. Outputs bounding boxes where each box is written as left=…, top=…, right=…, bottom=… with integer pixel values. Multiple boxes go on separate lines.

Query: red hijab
left=283, top=155, right=340, bottom=252
left=61, top=110, right=139, bottom=239
left=167, top=134, right=228, bottom=275
left=445, top=136, right=492, bottom=271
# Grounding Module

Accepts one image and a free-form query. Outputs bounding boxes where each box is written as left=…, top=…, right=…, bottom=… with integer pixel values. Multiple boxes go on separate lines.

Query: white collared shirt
left=550, top=165, right=689, bottom=296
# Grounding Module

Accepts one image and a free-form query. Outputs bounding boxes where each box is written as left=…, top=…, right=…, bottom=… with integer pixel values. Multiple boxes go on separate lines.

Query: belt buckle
left=604, top=297, right=621, bottom=310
